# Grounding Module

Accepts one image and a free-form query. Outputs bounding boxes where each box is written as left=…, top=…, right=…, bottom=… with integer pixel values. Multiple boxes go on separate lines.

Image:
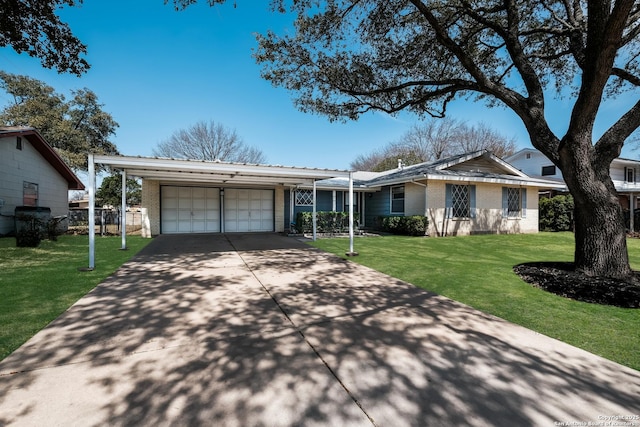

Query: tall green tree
left=177, top=0, right=640, bottom=281
left=0, top=0, right=89, bottom=75
left=0, top=72, right=119, bottom=171
left=96, top=174, right=141, bottom=208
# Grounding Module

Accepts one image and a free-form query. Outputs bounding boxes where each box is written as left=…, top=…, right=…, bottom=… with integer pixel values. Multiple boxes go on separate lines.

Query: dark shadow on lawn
left=515, top=261, right=640, bottom=308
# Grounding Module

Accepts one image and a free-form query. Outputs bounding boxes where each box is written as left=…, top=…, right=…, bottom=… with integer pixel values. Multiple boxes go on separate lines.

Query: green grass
left=0, top=235, right=151, bottom=360
left=309, top=232, right=640, bottom=371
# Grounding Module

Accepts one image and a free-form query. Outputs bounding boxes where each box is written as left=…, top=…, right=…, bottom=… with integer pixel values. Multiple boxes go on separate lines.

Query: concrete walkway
left=1, top=233, right=639, bottom=426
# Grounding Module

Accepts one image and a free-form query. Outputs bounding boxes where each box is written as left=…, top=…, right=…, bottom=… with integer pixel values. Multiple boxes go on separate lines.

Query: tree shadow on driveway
left=0, top=233, right=639, bottom=426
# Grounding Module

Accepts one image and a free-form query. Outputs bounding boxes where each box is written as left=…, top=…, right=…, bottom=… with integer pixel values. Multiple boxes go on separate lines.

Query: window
left=626, top=167, right=635, bottom=183
left=507, top=188, right=521, bottom=217
left=525, top=153, right=531, bottom=159
left=446, top=184, right=476, bottom=219
left=23, top=182, right=38, bottom=206
left=391, top=185, right=404, bottom=214
left=295, top=189, right=313, bottom=206
left=502, top=187, right=527, bottom=218
left=343, top=191, right=358, bottom=211
left=451, top=184, right=470, bottom=218
left=16, top=136, right=22, bottom=150
left=541, top=165, right=556, bottom=176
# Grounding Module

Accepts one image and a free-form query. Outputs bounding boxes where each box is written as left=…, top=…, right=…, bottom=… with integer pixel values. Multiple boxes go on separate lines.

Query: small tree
left=96, top=174, right=141, bottom=208
left=153, top=120, right=266, bottom=164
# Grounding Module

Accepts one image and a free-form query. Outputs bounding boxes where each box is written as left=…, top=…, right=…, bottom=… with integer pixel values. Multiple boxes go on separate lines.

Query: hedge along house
left=293, top=150, right=564, bottom=236
left=0, top=126, right=84, bottom=236
left=86, top=154, right=357, bottom=269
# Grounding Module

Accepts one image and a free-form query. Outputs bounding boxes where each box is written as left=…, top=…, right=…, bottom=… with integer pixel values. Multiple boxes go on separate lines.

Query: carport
left=86, top=154, right=357, bottom=269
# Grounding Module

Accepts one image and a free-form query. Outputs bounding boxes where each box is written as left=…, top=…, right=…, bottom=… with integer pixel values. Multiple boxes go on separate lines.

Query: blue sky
left=0, top=1, right=637, bottom=170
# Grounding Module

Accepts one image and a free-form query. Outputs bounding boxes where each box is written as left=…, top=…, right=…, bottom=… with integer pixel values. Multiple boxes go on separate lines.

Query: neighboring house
left=93, top=150, right=560, bottom=238
left=0, top=126, right=85, bottom=236
left=506, top=148, right=640, bottom=215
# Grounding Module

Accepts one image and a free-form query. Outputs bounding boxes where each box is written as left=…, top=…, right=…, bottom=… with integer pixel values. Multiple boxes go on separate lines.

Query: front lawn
left=0, top=235, right=151, bottom=361
left=309, top=232, right=640, bottom=371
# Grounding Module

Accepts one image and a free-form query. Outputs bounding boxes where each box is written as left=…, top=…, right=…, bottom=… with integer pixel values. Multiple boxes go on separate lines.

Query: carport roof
left=93, top=155, right=352, bottom=186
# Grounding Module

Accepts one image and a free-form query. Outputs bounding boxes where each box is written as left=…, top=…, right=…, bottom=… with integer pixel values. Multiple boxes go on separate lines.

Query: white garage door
left=161, top=186, right=220, bottom=234
left=224, top=188, right=274, bottom=232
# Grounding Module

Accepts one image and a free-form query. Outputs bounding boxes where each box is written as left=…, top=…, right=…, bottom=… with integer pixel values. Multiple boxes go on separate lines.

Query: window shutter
left=521, top=188, right=527, bottom=218
left=470, top=185, right=476, bottom=218
left=502, top=187, right=508, bottom=218
left=445, top=184, right=453, bottom=218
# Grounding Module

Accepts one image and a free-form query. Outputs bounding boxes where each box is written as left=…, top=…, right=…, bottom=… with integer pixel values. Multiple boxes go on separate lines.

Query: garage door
left=161, top=186, right=220, bottom=233
left=224, top=188, right=274, bottom=232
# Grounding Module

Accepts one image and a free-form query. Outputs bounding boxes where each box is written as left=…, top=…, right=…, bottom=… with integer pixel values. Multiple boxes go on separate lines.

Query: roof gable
left=364, top=150, right=532, bottom=186
left=0, top=126, right=85, bottom=190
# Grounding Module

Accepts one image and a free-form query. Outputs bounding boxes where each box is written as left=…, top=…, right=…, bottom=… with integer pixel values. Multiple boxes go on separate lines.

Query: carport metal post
left=120, top=169, right=127, bottom=250
left=347, top=172, right=358, bottom=256
left=87, top=154, right=96, bottom=270
left=312, top=179, right=317, bottom=241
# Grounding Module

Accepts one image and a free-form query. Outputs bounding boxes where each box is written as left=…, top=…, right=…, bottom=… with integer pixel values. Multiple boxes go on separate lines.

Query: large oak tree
left=0, top=72, right=119, bottom=171
left=175, top=0, right=640, bottom=281
left=0, top=0, right=89, bottom=75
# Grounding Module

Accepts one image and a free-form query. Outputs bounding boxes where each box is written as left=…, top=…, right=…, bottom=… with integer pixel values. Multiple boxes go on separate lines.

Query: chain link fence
left=68, top=209, right=143, bottom=235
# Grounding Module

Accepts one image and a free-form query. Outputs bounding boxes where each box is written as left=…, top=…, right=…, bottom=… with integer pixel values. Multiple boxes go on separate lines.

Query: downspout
left=121, top=169, right=127, bottom=250
left=411, top=179, right=428, bottom=216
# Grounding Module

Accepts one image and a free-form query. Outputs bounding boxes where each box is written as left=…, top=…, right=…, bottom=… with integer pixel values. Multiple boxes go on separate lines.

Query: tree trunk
left=559, top=144, right=633, bottom=279
left=572, top=188, right=632, bottom=278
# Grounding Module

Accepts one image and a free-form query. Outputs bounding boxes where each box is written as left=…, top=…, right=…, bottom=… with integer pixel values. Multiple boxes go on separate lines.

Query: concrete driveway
left=1, top=233, right=639, bottom=426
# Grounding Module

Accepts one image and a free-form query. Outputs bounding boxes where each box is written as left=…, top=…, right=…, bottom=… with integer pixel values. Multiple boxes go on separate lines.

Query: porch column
left=630, top=193, right=635, bottom=232
left=332, top=190, right=336, bottom=211
left=361, top=191, right=366, bottom=228
left=121, top=169, right=127, bottom=250
left=87, top=154, right=96, bottom=270
left=290, top=187, right=295, bottom=231
left=312, top=180, right=317, bottom=241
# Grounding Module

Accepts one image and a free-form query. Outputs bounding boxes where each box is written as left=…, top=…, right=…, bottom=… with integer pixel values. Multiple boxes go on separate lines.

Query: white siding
left=507, top=150, right=563, bottom=179
left=0, top=136, right=69, bottom=235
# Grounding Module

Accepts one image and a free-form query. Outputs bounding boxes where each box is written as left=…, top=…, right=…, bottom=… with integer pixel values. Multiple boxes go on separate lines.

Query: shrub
left=15, top=214, right=43, bottom=247
left=376, top=215, right=429, bottom=236
left=539, top=195, right=574, bottom=232
left=294, top=211, right=359, bottom=233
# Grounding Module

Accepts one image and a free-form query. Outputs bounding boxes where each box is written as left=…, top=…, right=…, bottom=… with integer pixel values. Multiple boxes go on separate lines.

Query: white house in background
left=506, top=148, right=640, bottom=225
left=0, top=126, right=85, bottom=236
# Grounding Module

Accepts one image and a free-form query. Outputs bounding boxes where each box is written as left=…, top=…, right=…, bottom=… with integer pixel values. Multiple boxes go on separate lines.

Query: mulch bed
left=513, top=262, right=640, bottom=308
